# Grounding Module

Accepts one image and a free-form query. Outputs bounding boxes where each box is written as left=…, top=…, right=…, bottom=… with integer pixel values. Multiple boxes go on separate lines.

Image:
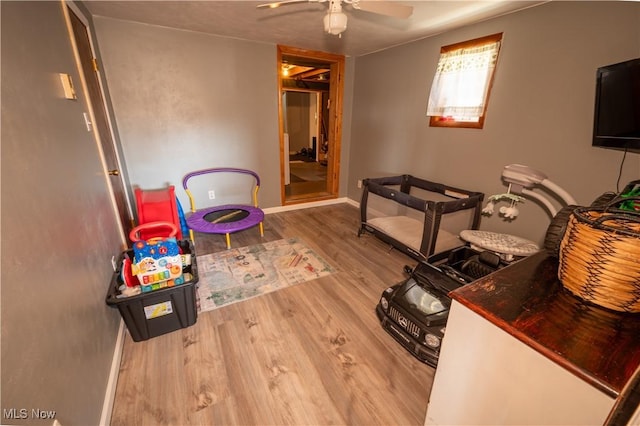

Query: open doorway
left=278, top=45, right=344, bottom=205
left=283, top=89, right=326, bottom=194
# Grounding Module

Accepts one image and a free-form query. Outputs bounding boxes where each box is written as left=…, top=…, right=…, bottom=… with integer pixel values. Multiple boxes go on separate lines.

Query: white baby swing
left=460, top=164, right=577, bottom=261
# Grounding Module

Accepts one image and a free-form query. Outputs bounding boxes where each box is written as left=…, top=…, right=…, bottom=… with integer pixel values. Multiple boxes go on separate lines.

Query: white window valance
left=427, top=39, right=501, bottom=122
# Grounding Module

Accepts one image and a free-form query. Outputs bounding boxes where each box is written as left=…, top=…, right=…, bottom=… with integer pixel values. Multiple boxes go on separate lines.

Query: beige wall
left=92, top=17, right=282, bottom=208
left=348, top=1, right=640, bottom=245
left=1, top=1, right=123, bottom=424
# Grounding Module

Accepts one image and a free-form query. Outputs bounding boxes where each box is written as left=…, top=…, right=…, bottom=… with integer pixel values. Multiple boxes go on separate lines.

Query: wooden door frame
left=277, top=45, right=344, bottom=205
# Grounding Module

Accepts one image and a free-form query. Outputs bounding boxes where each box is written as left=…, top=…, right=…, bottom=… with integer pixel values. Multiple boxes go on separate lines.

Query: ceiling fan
left=257, top=0, right=413, bottom=36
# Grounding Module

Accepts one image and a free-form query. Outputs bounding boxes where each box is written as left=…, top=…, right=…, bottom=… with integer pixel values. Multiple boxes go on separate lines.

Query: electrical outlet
left=208, top=190, right=215, bottom=200
left=357, top=179, right=362, bottom=189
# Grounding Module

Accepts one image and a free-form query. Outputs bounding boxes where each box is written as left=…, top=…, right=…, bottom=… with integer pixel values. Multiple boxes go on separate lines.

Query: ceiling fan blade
left=351, top=1, right=413, bottom=19
left=257, top=0, right=322, bottom=9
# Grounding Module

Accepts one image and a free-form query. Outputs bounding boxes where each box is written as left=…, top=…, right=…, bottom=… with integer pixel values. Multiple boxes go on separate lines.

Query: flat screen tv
left=592, top=57, right=640, bottom=153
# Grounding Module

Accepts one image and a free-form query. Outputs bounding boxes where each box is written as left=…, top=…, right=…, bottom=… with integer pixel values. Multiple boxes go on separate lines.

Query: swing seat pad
left=460, top=230, right=539, bottom=256
left=187, top=204, right=264, bottom=235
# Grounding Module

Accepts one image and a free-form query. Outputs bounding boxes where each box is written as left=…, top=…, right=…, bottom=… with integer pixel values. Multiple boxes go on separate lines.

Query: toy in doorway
left=182, top=168, right=265, bottom=249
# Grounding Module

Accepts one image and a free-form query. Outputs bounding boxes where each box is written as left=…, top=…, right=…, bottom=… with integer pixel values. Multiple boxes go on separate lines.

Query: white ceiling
left=83, top=0, right=547, bottom=57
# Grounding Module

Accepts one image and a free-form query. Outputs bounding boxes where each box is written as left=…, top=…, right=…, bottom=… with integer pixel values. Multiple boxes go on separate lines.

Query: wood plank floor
left=110, top=203, right=435, bottom=425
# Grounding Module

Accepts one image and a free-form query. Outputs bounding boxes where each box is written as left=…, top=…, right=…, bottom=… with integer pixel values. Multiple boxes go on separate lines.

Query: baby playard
left=358, top=174, right=485, bottom=262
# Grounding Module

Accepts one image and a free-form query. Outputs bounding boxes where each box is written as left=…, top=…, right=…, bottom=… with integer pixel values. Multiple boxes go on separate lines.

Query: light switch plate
left=59, top=73, right=77, bottom=100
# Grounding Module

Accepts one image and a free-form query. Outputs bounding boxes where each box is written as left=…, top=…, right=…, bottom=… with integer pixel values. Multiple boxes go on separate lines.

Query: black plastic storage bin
left=106, top=239, right=199, bottom=342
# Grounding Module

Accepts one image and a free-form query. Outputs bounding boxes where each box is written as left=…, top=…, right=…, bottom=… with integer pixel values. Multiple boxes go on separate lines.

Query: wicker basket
left=558, top=198, right=640, bottom=313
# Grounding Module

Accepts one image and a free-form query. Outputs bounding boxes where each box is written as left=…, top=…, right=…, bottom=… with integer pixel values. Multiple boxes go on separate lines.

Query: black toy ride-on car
left=376, top=247, right=503, bottom=367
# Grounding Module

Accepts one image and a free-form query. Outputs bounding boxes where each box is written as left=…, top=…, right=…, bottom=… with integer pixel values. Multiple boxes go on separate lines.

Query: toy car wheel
left=543, top=205, right=578, bottom=258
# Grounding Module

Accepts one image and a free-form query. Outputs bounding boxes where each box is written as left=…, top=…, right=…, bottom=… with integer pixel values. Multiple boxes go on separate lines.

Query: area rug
left=196, top=238, right=336, bottom=313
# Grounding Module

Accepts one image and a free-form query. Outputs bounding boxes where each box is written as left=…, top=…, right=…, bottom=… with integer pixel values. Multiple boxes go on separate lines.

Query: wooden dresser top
left=451, top=251, right=640, bottom=398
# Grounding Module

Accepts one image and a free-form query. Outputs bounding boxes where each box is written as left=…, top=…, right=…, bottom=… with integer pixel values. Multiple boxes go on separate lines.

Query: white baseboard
left=100, top=320, right=125, bottom=426
left=345, top=198, right=359, bottom=208
left=263, top=197, right=358, bottom=214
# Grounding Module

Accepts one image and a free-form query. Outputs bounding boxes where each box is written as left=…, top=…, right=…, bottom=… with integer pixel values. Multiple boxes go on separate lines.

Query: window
left=426, top=33, right=503, bottom=129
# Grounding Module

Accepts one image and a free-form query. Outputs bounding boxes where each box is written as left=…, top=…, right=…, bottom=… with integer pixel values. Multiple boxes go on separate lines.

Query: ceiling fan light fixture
left=259, top=0, right=414, bottom=38
left=323, top=10, right=347, bottom=35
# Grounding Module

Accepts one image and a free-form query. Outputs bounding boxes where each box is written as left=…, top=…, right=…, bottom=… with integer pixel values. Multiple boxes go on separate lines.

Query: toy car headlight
left=380, top=297, right=389, bottom=311
left=424, top=333, right=441, bottom=348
